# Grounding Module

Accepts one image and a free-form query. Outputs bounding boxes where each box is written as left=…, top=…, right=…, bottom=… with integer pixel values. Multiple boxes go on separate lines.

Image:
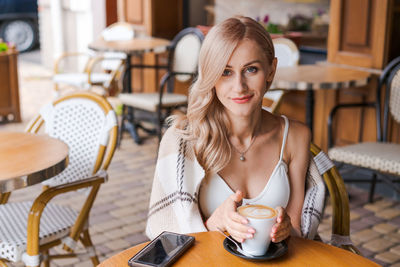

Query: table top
left=0, top=132, right=69, bottom=193
left=273, top=65, right=371, bottom=90
left=88, top=36, right=171, bottom=55
left=99, top=232, right=379, bottom=267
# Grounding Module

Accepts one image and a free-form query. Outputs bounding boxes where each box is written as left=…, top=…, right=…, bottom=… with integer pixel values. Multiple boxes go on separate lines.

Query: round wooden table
left=89, top=36, right=170, bottom=55
left=273, top=65, right=371, bottom=132
left=98, top=231, right=379, bottom=266
left=0, top=132, right=69, bottom=193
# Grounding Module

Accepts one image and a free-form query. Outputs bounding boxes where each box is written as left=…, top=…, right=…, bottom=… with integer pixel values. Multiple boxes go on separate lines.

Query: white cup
left=237, top=204, right=277, bottom=256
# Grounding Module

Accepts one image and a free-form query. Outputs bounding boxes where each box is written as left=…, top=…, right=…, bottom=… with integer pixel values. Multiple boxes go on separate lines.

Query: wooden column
left=0, top=49, right=21, bottom=123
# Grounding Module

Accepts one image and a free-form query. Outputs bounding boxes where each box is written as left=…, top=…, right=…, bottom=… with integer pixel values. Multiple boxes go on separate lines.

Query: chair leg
left=368, top=173, right=377, bottom=203
left=0, top=192, right=10, bottom=204
left=79, top=229, right=99, bottom=266
left=117, top=105, right=126, bottom=148
left=42, top=250, right=50, bottom=267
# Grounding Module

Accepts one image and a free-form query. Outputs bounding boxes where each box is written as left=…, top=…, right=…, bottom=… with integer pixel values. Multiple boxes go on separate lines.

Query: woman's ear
left=267, top=57, right=278, bottom=83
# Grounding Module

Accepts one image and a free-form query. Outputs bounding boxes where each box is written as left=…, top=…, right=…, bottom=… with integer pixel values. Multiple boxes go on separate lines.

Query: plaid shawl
left=146, top=127, right=325, bottom=240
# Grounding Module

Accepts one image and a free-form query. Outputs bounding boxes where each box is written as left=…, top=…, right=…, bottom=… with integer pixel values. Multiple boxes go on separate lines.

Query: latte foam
left=237, top=204, right=276, bottom=219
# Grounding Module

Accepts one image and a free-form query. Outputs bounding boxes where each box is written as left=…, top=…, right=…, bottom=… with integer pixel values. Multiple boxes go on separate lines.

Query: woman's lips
left=232, top=95, right=253, bottom=104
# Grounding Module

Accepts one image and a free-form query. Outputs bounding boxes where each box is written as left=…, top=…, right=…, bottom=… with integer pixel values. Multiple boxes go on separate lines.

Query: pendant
left=240, top=155, right=245, bottom=161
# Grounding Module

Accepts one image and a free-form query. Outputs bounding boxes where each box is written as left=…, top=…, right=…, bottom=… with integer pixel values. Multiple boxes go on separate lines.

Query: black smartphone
left=128, top=231, right=195, bottom=267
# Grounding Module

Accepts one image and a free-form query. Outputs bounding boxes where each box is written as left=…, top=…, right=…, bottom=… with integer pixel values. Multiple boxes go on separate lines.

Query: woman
left=146, top=16, right=311, bottom=245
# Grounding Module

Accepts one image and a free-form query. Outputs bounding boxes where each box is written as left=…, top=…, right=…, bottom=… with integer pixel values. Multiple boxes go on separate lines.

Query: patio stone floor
left=2, top=58, right=400, bottom=266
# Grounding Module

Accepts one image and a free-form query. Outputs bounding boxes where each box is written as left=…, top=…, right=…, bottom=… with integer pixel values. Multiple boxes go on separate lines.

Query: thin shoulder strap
left=279, top=115, right=289, bottom=161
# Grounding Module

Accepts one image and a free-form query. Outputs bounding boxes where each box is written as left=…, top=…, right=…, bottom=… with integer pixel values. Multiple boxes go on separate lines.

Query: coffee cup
left=237, top=204, right=277, bottom=256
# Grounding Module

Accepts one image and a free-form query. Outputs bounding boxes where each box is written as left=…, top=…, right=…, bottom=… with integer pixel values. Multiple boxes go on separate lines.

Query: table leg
left=122, top=54, right=142, bottom=144
left=306, top=89, right=314, bottom=135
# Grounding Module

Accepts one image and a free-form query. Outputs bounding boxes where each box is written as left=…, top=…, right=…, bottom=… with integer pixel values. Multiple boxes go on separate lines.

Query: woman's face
left=215, top=39, right=276, bottom=118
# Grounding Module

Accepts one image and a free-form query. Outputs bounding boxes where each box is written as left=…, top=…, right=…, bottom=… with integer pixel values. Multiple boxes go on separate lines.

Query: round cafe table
left=0, top=132, right=69, bottom=194
left=273, top=65, right=371, bottom=133
left=98, top=231, right=379, bottom=266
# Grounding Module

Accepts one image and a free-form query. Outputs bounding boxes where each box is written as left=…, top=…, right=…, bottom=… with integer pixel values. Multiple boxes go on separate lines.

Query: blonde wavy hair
left=173, top=16, right=275, bottom=174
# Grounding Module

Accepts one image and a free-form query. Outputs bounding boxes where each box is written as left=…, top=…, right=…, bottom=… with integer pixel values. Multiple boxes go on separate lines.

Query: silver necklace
left=231, top=134, right=258, bottom=161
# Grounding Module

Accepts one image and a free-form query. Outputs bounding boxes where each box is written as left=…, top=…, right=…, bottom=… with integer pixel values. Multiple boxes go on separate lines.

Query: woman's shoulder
left=158, top=126, right=196, bottom=160
left=286, top=117, right=311, bottom=139
left=158, top=126, right=183, bottom=158
left=285, top=117, right=311, bottom=154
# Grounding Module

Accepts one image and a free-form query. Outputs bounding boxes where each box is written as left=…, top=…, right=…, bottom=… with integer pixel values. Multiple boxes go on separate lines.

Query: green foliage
left=265, top=23, right=283, bottom=34
left=0, top=42, right=8, bottom=52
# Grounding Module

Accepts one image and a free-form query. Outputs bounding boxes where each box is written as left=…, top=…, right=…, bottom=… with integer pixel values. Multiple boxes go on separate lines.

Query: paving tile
left=91, top=202, right=119, bottom=214
left=390, top=216, right=400, bottom=227
left=352, top=229, right=381, bottom=243
left=363, top=238, right=395, bottom=253
left=351, top=207, right=374, bottom=217
left=382, top=232, right=400, bottom=243
left=391, top=245, right=400, bottom=256
left=95, top=244, right=113, bottom=255
left=357, top=246, right=375, bottom=258
left=350, top=210, right=361, bottom=221
left=373, top=199, right=396, bottom=208
left=364, top=203, right=384, bottom=212
left=350, top=219, right=376, bottom=232
left=324, top=205, right=332, bottom=216
left=91, top=219, right=126, bottom=233
left=351, top=238, right=362, bottom=247
left=91, top=234, right=110, bottom=245
left=375, top=251, right=400, bottom=264
left=124, top=232, right=150, bottom=245
left=373, top=223, right=398, bottom=234
left=104, top=238, right=131, bottom=251
left=51, top=257, right=80, bottom=266
left=318, top=230, right=331, bottom=243
left=359, top=215, right=385, bottom=225
left=74, top=260, right=94, bottom=267
left=110, top=206, right=137, bottom=217
left=104, top=227, right=131, bottom=240
left=317, top=221, right=331, bottom=232
left=375, top=208, right=400, bottom=220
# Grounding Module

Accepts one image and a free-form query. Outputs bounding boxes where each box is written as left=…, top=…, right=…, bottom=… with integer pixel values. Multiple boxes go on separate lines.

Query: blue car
left=0, top=0, right=38, bottom=52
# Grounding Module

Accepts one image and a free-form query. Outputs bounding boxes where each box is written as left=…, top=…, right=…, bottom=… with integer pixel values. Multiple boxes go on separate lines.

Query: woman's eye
left=245, top=66, right=258, bottom=74
left=222, top=69, right=232, bottom=76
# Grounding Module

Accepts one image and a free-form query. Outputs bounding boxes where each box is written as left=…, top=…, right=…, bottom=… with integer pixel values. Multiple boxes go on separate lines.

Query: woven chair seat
left=328, top=142, right=400, bottom=176
left=119, top=93, right=187, bottom=112
left=0, top=201, right=78, bottom=262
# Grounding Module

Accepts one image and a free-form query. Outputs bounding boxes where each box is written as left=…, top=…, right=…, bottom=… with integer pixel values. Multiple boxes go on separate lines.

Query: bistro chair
left=304, top=143, right=358, bottom=254
left=53, top=22, right=134, bottom=96
left=118, top=27, right=204, bottom=144
left=328, top=56, right=400, bottom=203
left=263, top=38, right=300, bottom=114
left=0, top=92, right=118, bottom=266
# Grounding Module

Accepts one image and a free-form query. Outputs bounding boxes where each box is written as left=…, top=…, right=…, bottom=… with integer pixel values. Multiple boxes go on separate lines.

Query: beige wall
left=38, top=0, right=106, bottom=69
left=214, top=0, right=329, bottom=25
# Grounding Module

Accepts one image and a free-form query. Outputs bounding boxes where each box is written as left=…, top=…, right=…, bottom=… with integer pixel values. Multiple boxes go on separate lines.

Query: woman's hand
left=271, top=206, right=291, bottom=243
left=205, top=190, right=255, bottom=242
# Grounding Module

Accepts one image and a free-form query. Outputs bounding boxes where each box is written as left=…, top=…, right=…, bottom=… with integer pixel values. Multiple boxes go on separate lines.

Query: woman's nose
left=232, top=74, right=247, bottom=93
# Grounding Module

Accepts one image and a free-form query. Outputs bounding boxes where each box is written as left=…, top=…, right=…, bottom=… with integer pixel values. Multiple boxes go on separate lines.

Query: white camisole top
left=199, top=115, right=291, bottom=219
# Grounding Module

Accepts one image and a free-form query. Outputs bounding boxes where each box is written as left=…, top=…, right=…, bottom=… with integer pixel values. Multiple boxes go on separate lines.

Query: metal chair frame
left=118, top=27, right=204, bottom=145
left=327, top=56, right=400, bottom=202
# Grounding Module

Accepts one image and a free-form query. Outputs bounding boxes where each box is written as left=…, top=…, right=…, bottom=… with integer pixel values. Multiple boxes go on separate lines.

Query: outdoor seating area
left=1, top=0, right=400, bottom=266
left=0, top=60, right=398, bottom=266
